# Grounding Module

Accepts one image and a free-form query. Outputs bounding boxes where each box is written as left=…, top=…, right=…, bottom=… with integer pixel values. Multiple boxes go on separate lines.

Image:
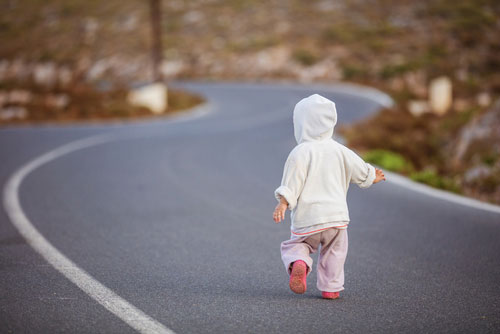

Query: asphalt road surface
left=1, top=82, right=499, bottom=334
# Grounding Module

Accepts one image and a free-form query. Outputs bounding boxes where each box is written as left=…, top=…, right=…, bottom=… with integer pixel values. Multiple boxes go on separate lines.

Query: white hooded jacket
left=275, top=94, right=376, bottom=230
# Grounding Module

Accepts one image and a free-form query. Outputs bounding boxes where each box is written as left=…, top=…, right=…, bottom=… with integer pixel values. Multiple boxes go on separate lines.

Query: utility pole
left=149, top=0, right=163, bottom=83
left=129, top=0, right=167, bottom=113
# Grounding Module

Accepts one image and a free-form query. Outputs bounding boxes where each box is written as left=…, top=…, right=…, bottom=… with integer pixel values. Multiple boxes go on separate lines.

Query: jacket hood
left=293, top=94, right=337, bottom=144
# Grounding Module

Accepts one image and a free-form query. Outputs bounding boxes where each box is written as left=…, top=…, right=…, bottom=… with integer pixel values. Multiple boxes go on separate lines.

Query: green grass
left=410, top=169, right=461, bottom=194
left=363, top=149, right=413, bottom=173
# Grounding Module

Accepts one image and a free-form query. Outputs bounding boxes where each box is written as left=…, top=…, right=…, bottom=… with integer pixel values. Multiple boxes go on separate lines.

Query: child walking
left=273, top=94, right=385, bottom=299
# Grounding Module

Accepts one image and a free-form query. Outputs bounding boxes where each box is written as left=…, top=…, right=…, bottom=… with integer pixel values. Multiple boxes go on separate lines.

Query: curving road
left=1, top=82, right=499, bottom=333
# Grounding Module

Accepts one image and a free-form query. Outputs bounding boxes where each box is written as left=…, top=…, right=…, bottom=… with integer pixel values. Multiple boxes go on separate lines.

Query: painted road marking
left=2, top=83, right=499, bottom=334
left=385, top=170, right=500, bottom=214
left=3, top=134, right=175, bottom=334
left=2, top=103, right=212, bottom=333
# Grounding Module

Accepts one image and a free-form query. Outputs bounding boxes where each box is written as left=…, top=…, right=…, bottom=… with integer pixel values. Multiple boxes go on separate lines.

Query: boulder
left=0, top=91, right=8, bottom=107
left=45, top=94, right=70, bottom=109
left=407, top=100, right=430, bottom=117
left=33, top=62, right=57, bottom=87
left=0, top=106, right=27, bottom=120
left=9, top=90, right=32, bottom=104
left=453, top=98, right=500, bottom=164
left=160, top=60, right=185, bottom=78
left=477, top=92, right=491, bottom=107
left=0, top=60, right=8, bottom=81
left=58, top=66, right=73, bottom=86
left=404, top=71, right=427, bottom=98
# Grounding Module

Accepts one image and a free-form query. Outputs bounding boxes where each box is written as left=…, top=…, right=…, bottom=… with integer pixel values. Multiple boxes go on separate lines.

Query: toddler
left=273, top=94, right=385, bottom=299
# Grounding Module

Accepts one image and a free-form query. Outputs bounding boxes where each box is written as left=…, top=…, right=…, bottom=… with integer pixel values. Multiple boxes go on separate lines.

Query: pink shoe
left=289, top=260, right=307, bottom=294
left=322, top=291, right=340, bottom=299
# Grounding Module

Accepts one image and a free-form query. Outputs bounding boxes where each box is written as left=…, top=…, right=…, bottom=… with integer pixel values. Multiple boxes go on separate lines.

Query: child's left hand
left=273, top=198, right=288, bottom=223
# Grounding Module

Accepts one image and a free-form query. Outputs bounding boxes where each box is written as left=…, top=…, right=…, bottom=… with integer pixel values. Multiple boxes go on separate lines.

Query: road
left=1, top=82, right=499, bottom=333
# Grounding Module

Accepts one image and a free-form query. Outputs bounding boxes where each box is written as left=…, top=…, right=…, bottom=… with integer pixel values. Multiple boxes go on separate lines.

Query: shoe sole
left=322, top=292, right=339, bottom=299
left=289, top=264, right=306, bottom=294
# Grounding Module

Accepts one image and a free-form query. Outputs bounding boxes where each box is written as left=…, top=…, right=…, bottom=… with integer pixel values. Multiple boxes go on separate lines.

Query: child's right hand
left=273, top=198, right=288, bottom=223
left=373, top=168, right=386, bottom=184
left=273, top=203, right=287, bottom=223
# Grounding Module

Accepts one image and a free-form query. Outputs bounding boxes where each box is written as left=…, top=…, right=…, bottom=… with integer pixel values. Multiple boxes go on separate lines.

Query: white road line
left=2, top=83, right=499, bottom=334
left=2, top=103, right=212, bottom=332
left=1, top=103, right=215, bottom=333
left=322, top=83, right=500, bottom=215
left=384, top=170, right=500, bottom=214
left=3, top=133, right=175, bottom=334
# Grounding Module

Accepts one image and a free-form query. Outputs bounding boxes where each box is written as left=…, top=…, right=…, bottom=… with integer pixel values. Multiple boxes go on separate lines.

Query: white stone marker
left=127, top=83, right=168, bottom=114
left=429, top=76, right=452, bottom=115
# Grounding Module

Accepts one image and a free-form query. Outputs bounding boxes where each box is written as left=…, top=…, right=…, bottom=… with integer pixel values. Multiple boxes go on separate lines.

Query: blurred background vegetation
left=0, top=0, right=499, bottom=203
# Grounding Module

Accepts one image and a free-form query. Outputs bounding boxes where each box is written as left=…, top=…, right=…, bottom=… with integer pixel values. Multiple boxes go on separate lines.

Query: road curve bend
left=1, top=82, right=499, bottom=334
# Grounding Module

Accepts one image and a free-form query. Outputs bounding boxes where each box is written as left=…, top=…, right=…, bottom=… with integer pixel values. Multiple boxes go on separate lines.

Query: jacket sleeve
left=274, top=153, right=307, bottom=210
left=343, top=146, right=376, bottom=188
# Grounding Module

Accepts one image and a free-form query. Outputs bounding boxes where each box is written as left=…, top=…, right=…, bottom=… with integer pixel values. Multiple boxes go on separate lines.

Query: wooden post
left=149, top=0, right=163, bottom=83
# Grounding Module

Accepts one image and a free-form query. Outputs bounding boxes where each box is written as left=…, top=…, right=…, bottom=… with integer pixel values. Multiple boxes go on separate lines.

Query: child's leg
left=316, top=228, right=348, bottom=292
left=280, top=234, right=320, bottom=275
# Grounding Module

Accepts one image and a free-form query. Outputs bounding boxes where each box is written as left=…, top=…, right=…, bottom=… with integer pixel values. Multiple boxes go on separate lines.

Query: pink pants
left=281, top=228, right=348, bottom=292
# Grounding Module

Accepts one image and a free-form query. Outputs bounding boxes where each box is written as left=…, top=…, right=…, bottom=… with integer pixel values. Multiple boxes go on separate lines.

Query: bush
left=410, top=169, right=461, bottom=193
left=292, top=49, right=319, bottom=67
left=341, top=64, right=367, bottom=80
left=379, top=62, right=419, bottom=79
left=363, top=149, right=413, bottom=173
left=168, top=88, right=204, bottom=111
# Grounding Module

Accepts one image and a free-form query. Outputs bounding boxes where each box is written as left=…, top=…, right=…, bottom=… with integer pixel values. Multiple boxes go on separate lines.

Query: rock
left=87, top=59, right=110, bottom=81
left=0, top=59, right=9, bottom=81
left=464, top=165, right=492, bottom=183
left=477, top=92, right=491, bottom=107
left=255, top=46, right=290, bottom=72
left=167, top=0, right=184, bottom=11
left=404, top=71, right=427, bottom=98
left=82, top=17, right=99, bottom=44
left=8, top=59, right=31, bottom=80
left=127, top=83, right=167, bottom=114
left=455, top=68, right=468, bottom=82
left=45, top=94, right=70, bottom=109
left=294, top=58, right=342, bottom=82
left=407, top=100, right=430, bottom=117
left=0, top=106, right=27, bottom=120
left=453, top=98, right=500, bottom=164
left=183, top=11, right=204, bottom=24
left=9, top=90, right=32, bottom=104
left=429, top=76, right=452, bottom=115
left=160, top=60, right=185, bottom=78
left=114, top=14, right=137, bottom=32
left=33, top=62, right=57, bottom=87
left=274, top=21, right=290, bottom=34
left=211, top=37, right=225, bottom=50
left=42, top=7, right=60, bottom=27
left=58, top=66, right=73, bottom=86
left=388, top=77, right=405, bottom=91
left=315, top=0, right=343, bottom=12
left=0, top=91, right=8, bottom=107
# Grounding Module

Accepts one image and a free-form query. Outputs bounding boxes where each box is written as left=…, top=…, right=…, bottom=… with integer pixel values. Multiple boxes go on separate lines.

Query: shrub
left=292, top=49, right=319, bottom=67
left=363, top=149, right=413, bottom=173
left=379, top=62, right=419, bottom=79
left=410, top=169, right=461, bottom=193
left=341, top=64, right=367, bottom=80
left=168, top=88, right=204, bottom=111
